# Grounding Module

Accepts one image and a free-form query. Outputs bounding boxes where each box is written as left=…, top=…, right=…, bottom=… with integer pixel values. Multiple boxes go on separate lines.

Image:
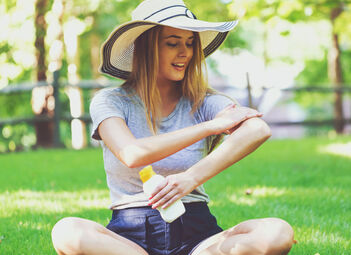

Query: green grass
left=0, top=136, right=350, bottom=254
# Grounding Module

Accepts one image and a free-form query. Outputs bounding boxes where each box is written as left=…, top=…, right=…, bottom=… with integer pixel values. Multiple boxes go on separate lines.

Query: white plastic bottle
left=139, top=165, right=185, bottom=223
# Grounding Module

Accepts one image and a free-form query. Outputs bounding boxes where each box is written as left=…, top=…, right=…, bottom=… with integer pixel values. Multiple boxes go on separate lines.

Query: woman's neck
left=157, top=80, right=181, bottom=104
left=156, top=79, right=182, bottom=117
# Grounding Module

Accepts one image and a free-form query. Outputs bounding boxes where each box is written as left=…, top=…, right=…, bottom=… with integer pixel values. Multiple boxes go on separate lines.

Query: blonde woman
left=51, top=0, right=294, bottom=254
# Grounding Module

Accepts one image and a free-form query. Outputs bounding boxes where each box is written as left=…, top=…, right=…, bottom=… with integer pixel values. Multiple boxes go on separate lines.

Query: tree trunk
left=33, top=0, right=54, bottom=147
left=328, top=6, right=344, bottom=134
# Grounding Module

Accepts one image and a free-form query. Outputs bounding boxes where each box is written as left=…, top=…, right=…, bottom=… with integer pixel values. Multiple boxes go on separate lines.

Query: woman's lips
left=172, top=63, right=185, bottom=71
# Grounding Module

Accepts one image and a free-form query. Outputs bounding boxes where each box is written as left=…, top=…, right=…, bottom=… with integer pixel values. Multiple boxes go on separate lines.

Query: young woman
left=51, top=0, right=294, bottom=254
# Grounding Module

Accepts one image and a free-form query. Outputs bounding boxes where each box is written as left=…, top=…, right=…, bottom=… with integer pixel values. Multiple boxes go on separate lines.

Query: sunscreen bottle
left=139, top=165, right=185, bottom=223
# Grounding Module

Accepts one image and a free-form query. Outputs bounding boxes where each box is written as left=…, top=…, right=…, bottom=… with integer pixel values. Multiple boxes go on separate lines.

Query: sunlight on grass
left=249, top=186, right=287, bottom=197
left=295, top=226, right=351, bottom=250
left=18, top=220, right=49, bottom=231
left=228, top=193, right=257, bottom=206
left=227, top=186, right=287, bottom=206
left=318, top=142, right=351, bottom=159
left=0, top=189, right=110, bottom=216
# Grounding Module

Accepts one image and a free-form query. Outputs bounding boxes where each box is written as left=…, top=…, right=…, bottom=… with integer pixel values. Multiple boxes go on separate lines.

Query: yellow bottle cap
left=139, top=165, right=156, bottom=183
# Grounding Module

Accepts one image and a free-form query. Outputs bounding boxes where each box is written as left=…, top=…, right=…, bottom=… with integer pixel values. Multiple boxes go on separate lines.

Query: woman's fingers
left=149, top=179, right=168, bottom=200
left=149, top=182, right=179, bottom=209
left=161, top=192, right=182, bottom=209
left=152, top=189, right=179, bottom=209
left=148, top=173, right=196, bottom=209
left=223, top=112, right=263, bottom=135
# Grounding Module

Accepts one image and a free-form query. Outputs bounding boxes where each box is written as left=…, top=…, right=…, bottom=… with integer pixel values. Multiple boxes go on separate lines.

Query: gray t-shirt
left=90, top=87, right=234, bottom=210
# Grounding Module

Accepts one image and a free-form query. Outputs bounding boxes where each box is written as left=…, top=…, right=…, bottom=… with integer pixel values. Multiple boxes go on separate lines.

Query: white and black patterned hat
left=100, top=0, right=238, bottom=80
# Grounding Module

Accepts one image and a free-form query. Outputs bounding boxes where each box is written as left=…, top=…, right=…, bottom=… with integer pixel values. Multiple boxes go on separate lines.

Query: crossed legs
left=51, top=217, right=294, bottom=255
left=190, top=217, right=294, bottom=255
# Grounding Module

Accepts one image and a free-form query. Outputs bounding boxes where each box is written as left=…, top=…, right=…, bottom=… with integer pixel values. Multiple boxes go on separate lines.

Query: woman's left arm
left=149, top=117, right=271, bottom=209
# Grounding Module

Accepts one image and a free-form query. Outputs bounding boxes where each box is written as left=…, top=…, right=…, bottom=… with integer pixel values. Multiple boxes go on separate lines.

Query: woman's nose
left=178, top=43, right=189, bottom=57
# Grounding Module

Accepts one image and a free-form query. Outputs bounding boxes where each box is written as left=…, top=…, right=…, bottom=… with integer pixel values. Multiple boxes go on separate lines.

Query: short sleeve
left=200, top=93, right=239, bottom=121
left=89, top=88, right=126, bottom=140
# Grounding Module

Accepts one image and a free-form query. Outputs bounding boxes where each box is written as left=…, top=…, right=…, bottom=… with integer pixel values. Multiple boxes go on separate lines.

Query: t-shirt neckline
left=161, top=96, right=183, bottom=122
left=123, top=87, right=184, bottom=122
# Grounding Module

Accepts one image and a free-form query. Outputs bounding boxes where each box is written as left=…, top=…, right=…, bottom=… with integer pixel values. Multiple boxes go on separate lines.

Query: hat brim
left=100, top=18, right=238, bottom=80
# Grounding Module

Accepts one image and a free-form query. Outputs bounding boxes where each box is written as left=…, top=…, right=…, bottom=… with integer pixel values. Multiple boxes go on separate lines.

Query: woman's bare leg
left=191, top=217, right=294, bottom=255
left=51, top=217, right=148, bottom=255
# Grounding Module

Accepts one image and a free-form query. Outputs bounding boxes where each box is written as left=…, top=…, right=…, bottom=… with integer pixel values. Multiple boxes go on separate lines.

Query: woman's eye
left=167, top=42, right=177, bottom=47
left=186, top=42, right=194, bottom=48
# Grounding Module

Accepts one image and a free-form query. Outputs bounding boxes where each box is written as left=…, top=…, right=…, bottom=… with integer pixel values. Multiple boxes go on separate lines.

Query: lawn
left=0, top=135, right=350, bottom=254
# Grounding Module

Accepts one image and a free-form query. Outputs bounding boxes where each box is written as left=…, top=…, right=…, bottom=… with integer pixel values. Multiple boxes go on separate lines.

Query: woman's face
left=157, top=26, right=194, bottom=85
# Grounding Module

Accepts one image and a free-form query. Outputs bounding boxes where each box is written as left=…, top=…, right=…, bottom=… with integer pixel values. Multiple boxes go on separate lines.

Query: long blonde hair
left=122, top=25, right=224, bottom=153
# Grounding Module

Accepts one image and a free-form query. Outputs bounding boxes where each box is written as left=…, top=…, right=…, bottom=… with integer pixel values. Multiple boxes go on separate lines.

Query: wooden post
left=53, top=70, right=62, bottom=147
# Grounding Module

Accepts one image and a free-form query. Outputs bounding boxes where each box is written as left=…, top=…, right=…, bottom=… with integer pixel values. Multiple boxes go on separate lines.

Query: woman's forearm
left=100, top=116, right=227, bottom=168
left=118, top=120, right=217, bottom=168
left=184, top=117, right=272, bottom=186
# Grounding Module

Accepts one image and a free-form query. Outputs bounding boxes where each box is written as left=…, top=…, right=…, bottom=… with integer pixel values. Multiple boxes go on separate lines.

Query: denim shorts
left=106, top=202, right=223, bottom=255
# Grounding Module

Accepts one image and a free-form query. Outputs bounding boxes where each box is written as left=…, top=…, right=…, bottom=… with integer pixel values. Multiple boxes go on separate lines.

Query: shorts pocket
left=107, top=216, right=147, bottom=246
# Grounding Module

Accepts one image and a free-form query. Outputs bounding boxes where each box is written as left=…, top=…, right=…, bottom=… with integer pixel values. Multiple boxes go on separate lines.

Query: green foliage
left=0, top=136, right=350, bottom=253
left=10, top=69, right=33, bottom=84
left=0, top=91, right=34, bottom=152
left=0, top=124, right=36, bottom=152
left=188, top=0, right=235, bottom=21
left=0, top=93, right=33, bottom=117
left=3, top=0, right=17, bottom=11
left=78, top=34, right=93, bottom=80
left=293, top=48, right=351, bottom=126
left=0, top=42, right=12, bottom=55
left=341, top=50, right=351, bottom=83
left=293, top=55, right=332, bottom=130
left=222, top=26, right=247, bottom=50
left=0, top=88, right=72, bottom=153
left=59, top=121, right=73, bottom=148
left=295, top=57, right=329, bottom=85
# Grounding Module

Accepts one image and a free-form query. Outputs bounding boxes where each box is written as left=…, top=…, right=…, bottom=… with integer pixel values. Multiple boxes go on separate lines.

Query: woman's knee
left=51, top=217, right=88, bottom=254
left=262, top=218, right=294, bottom=254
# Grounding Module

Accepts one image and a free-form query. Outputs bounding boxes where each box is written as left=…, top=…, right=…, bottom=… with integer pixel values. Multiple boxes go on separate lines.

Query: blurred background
left=0, top=0, right=350, bottom=153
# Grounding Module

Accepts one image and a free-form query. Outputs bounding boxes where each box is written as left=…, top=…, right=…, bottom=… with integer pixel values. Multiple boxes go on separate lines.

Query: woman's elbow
left=119, top=151, right=137, bottom=168
left=242, top=117, right=272, bottom=141
left=120, top=157, right=137, bottom=168
left=119, top=145, right=146, bottom=168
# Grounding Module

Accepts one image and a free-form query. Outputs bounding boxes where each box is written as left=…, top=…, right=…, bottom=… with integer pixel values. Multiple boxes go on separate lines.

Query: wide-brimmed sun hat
left=100, top=0, right=238, bottom=80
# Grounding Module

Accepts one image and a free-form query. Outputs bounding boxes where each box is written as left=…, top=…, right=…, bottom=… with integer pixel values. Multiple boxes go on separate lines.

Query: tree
left=32, top=0, right=54, bottom=147
left=294, top=0, right=349, bottom=133
left=328, top=4, right=345, bottom=133
left=229, top=0, right=351, bottom=133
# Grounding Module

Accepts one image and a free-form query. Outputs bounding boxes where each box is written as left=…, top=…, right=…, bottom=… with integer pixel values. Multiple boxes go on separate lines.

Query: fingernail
left=147, top=202, right=152, bottom=206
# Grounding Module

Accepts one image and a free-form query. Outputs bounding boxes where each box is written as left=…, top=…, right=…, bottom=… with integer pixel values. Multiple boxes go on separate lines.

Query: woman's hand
left=148, top=172, right=197, bottom=209
left=209, top=104, right=263, bottom=135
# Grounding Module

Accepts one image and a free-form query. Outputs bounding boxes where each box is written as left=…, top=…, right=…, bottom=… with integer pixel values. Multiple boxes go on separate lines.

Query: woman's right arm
left=99, top=105, right=262, bottom=168
left=99, top=117, right=212, bottom=168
